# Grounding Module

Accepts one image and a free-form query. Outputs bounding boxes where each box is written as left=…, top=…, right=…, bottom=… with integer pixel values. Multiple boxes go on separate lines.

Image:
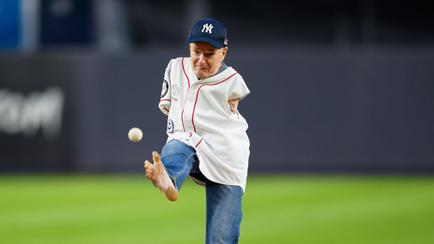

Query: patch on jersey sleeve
left=161, top=79, right=169, bottom=98
left=167, top=119, right=174, bottom=133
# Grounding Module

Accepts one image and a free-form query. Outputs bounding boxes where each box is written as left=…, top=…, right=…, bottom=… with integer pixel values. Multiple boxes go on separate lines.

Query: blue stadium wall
left=1, top=46, right=433, bottom=174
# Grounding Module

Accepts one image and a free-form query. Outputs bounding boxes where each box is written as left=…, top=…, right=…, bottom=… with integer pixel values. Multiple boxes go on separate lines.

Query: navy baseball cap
left=187, top=18, right=228, bottom=48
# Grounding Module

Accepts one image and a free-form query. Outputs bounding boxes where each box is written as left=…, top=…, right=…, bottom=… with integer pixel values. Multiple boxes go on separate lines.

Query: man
left=144, top=18, right=250, bottom=244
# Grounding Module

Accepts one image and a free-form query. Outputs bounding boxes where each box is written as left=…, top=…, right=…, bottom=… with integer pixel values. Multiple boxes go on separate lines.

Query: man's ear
left=221, top=47, right=228, bottom=60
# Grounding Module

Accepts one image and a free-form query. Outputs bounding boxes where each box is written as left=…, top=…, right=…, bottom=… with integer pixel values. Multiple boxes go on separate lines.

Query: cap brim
left=187, top=36, right=224, bottom=49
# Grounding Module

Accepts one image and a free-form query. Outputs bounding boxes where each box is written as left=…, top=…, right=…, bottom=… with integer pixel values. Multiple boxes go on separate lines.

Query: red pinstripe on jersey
left=181, top=57, right=191, bottom=131
left=182, top=57, right=191, bottom=87
left=195, top=138, right=203, bottom=148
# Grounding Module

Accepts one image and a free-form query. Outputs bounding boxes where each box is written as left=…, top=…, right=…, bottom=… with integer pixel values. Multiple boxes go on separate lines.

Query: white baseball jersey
left=158, top=57, right=250, bottom=191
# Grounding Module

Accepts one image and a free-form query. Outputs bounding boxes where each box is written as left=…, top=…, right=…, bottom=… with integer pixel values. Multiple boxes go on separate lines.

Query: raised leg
left=144, top=140, right=198, bottom=201
left=144, top=151, right=178, bottom=201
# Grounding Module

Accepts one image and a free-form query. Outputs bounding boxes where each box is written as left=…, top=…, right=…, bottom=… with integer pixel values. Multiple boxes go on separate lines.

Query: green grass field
left=1, top=175, right=434, bottom=244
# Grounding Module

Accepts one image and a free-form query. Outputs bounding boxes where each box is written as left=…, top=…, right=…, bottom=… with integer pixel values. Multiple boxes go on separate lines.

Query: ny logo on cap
left=201, top=23, right=214, bottom=34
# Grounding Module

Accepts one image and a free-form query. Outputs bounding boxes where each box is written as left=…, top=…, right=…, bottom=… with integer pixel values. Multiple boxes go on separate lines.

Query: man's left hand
left=228, top=99, right=239, bottom=112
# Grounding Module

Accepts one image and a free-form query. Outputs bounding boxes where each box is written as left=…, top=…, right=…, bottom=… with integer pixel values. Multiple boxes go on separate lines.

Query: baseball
left=128, top=127, right=143, bottom=143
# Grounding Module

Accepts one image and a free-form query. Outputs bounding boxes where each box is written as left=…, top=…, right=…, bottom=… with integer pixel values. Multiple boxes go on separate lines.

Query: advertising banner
left=0, top=57, right=75, bottom=171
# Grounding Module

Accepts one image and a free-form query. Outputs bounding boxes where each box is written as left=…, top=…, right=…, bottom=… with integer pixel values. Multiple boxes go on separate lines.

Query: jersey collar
left=186, top=58, right=235, bottom=84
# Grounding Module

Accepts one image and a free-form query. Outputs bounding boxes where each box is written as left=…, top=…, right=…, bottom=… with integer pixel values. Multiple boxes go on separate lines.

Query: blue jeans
left=161, top=139, right=243, bottom=244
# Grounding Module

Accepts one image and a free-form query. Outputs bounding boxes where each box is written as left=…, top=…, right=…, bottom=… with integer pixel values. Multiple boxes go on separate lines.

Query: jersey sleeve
left=229, top=74, right=250, bottom=101
left=158, top=59, right=173, bottom=115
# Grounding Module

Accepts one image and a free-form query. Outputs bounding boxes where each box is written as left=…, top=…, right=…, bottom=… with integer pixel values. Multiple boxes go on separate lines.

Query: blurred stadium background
left=1, top=0, right=434, bottom=243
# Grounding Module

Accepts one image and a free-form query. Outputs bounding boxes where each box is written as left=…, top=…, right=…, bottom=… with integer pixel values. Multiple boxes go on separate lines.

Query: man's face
left=189, top=42, right=227, bottom=79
